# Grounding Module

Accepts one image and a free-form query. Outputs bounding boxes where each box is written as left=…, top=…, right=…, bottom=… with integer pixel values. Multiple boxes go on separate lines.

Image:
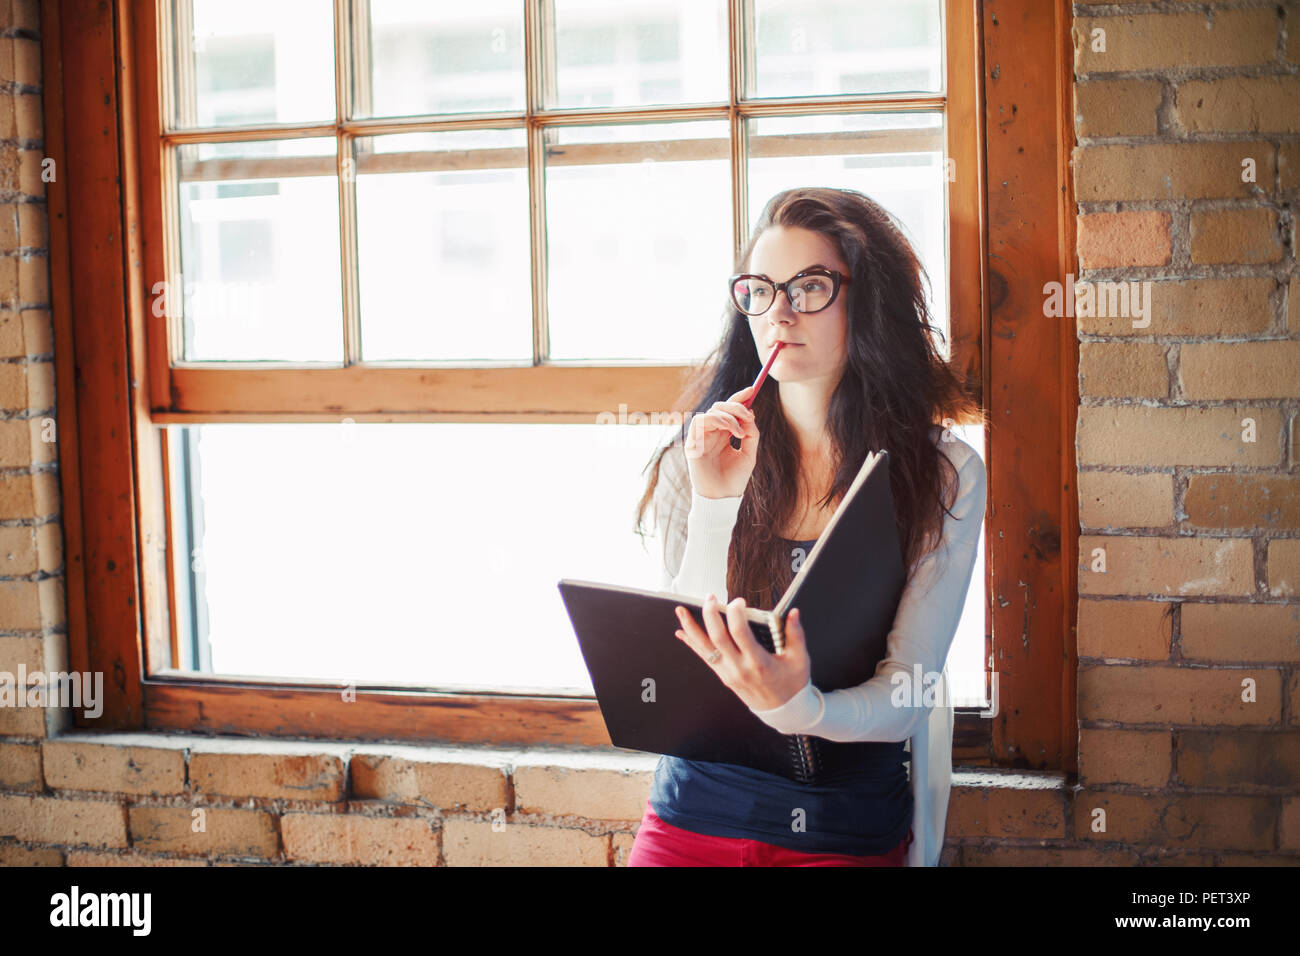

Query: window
left=53, top=0, right=1072, bottom=763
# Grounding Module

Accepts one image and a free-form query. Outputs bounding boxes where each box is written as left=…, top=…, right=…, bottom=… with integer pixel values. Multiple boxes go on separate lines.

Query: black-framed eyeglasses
left=728, top=268, right=851, bottom=316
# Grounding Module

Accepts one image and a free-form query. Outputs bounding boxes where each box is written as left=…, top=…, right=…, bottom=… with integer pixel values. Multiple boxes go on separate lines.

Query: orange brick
left=13, top=92, right=41, bottom=143
left=1079, top=664, right=1282, bottom=725
left=1078, top=471, right=1174, bottom=529
left=0, top=792, right=127, bottom=847
left=1073, top=142, right=1274, bottom=201
left=0, top=578, right=41, bottom=628
left=25, top=361, right=53, bottom=413
left=1181, top=602, right=1300, bottom=662
left=13, top=147, right=39, bottom=201
left=0, top=255, right=17, bottom=307
left=11, top=36, right=39, bottom=87
left=0, top=311, right=26, bottom=356
left=0, top=522, right=38, bottom=574
left=0, top=204, right=15, bottom=252
left=513, top=752, right=657, bottom=822
left=1282, top=797, right=1300, bottom=850
left=43, top=737, right=186, bottom=795
left=1177, top=729, right=1300, bottom=788
left=349, top=746, right=508, bottom=812
left=1079, top=728, right=1172, bottom=786
left=1077, top=212, right=1171, bottom=269
left=0, top=632, right=42, bottom=670
left=1073, top=790, right=1274, bottom=850
left=1078, top=341, right=1169, bottom=399
left=1074, top=11, right=1277, bottom=73
left=945, top=772, right=1068, bottom=839
left=0, top=308, right=46, bottom=359
left=0, top=471, right=38, bottom=519
left=189, top=743, right=348, bottom=801
left=21, top=308, right=51, bottom=355
left=0, top=738, right=41, bottom=789
left=1078, top=535, right=1253, bottom=597
left=0, top=843, right=62, bottom=865
left=1185, top=473, right=1300, bottom=529
left=35, top=519, right=60, bottom=574
left=442, top=818, right=609, bottom=866
left=1291, top=2, right=1300, bottom=64
left=31, top=469, right=59, bottom=517
left=1077, top=405, right=1283, bottom=467
left=1267, top=538, right=1300, bottom=597
left=1143, top=270, right=1275, bottom=336
left=0, top=700, right=45, bottom=735
left=1181, top=342, right=1300, bottom=400
left=282, top=812, right=438, bottom=865
left=10, top=1, right=41, bottom=35
left=1178, top=77, right=1300, bottom=134
left=1190, top=207, right=1283, bottom=264
left=1290, top=275, right=1299, bottom=332
left=0, top=362, right=28, bottom=411
left=129, top=805, right=278, bottom=858
left=1077, top=598, right=1172, bottom=660
left=1075, top=78, right=1162, bottom=138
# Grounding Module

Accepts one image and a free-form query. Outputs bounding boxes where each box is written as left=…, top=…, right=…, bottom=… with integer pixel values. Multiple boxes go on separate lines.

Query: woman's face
left=743, top=225, right=850, bottom=388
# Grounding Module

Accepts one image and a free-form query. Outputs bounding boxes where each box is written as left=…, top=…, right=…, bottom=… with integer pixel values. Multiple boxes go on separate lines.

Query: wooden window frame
left=43, top=0, right=1078, bottom=774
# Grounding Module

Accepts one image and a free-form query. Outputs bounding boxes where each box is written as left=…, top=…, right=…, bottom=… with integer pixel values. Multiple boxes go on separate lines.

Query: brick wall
left=1069, top=0, right=1299, bottom=864
left=0, top=1, right=1295, bottom=866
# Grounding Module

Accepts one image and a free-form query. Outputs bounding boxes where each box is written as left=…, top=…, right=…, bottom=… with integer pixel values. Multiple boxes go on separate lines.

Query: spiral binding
left=789, top=732, right=819, bottom=783
left=772, top=612, right=822, bottom=783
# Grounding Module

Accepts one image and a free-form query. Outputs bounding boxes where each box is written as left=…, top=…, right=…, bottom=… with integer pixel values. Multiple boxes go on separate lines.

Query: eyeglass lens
left=732, top=274, right=835, bottom=315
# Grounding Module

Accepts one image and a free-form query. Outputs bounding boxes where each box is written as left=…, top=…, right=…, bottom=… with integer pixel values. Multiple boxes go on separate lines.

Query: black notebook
left=557, top=448, right=908, bottom=783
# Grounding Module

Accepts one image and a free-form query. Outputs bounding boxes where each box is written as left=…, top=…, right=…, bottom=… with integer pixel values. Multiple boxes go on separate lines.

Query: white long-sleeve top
left=649, top=423, right=987, bottom=866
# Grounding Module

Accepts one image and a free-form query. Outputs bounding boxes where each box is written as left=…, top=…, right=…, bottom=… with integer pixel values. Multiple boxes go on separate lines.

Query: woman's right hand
left=683, top=385, right=760, bottom=499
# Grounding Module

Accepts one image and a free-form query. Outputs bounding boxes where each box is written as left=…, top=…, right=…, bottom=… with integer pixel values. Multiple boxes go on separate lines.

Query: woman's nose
left=769, top=290, right=797, bottom=322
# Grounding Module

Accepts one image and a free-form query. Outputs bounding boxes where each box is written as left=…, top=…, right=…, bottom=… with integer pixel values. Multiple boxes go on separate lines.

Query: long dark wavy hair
left=634, top=186, right=986, bottom=608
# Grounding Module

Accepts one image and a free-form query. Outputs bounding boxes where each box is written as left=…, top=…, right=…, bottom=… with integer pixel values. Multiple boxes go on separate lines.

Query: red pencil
left=730, top=342, right=785, bottom=450
left=742, top=341, right=785, bottom=409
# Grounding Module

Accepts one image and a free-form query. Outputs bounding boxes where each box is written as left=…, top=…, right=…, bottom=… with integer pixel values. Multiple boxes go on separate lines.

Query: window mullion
left=727, top=0, right=748, bottom=258
left=336, top=0, right=362, bottom=367
left=525, top=0, right=554, bottom=365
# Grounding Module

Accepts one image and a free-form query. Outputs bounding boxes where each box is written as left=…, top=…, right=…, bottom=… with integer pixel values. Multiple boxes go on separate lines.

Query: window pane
left=169, top=422, right=672, bottom=693
left=549, top=0, right=728, bottom=109
left=546, top=121, right=732, bottom=362
left=361, top=1, right=525, bottom=117
left=172, top=0, right=336, bottom=129
left=175, top=138, right=343, bottom=362
left=747, top=110, right=985, bottom=702
left=356, top=130, right=532, bottom=362
left=747, top=112, right=949, bottom=357
left=751, top=0, right=943, bottom=99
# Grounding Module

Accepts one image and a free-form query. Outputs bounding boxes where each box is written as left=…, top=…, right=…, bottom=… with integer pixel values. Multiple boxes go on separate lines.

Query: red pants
left=626, top=800, right=913, bottom=867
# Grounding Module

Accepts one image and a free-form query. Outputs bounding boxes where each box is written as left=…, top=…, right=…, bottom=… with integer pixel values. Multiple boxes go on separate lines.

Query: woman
left=626, top=186, right=988, bottom=867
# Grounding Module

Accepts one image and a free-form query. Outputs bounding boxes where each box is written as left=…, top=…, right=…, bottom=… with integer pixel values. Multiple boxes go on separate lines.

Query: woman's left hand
left=674, top=595, right=812, bottom=712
